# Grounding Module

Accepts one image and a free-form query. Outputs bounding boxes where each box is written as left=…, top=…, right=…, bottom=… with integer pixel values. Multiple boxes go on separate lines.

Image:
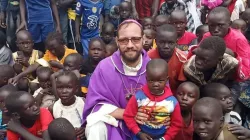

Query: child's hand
left=75, top=127, right=85, bottom=140
left=75, top=34, right=81, bottom=43
left=16, top=56, right=29, bottom=67
left=7, top=118, right=22, bottom=133
left=135, top=108, right=149, bottom=125
left=41, top=88, right=52, bottom=95
left=16, top=21, right=27, bottom=33
left=138, top=133, right=152, bottom=140
left=56, top=25, right=62, bottom=33
left=228, top=124, right=250, bottom=139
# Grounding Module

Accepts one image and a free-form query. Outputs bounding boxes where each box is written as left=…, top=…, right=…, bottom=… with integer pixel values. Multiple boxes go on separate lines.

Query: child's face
left=143, top=30, right=155, bottom=51
left=105, top=44, right=117, bottom=57
left=101, top=27, right=114, bottom=44
left=119, top=3, right=132, bottom=20
left=176, top=84, right=199, bottom=111
left=47, top=39, right=65, bottom=58
left=196, top=27, right=209, bottom=42
left=19, top=93, right=40, bottom=120
left=154, top=17, right=169, bottom=29
left=146, top=69, right=168, bottom=95
left=38, top=72, right=52, bottom=89
left=214, top=88, right=234, bottom=114
left=56, top=75, right=77, bottom=105
left=0, top=91, right=10, bottom=113
left=232, top=22, right=247, bottom=33
left=142, top=18, right=154, bottom=30
left=193, top=105, right=223, bottom=140
left=16, top=38, right=34, bottom=54
left=89, top=41, right=106, bottom=62
left=64, top=57, right=81, bottom=71
left=170, top=14, right=187, bottom=36
left=208, top=13, right=230, bottom=38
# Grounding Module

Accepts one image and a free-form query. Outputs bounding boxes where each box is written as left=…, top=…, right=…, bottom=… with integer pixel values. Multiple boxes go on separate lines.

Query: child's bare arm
left=151, top=0, right=159, bottom=18
left=50, top=70, right=63, bottom=100
left=17, top=0, right=27, bottom=32
left=75, top=15, right=81, bottom=43
left=38, top=51, right=44, bottom=58
left=50, top=0, right=61, bottom=33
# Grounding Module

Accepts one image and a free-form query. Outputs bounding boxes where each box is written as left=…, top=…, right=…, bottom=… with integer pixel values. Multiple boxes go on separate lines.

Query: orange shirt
left=148, top=48, right=187, bottom=93
left=7, top=108, right=53, bottom=140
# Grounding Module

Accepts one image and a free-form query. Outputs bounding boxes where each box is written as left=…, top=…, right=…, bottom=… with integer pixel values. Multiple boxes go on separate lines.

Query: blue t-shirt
left=76, top=0, right=103, bottom=39
left=25, top=0, right=53, bottom=23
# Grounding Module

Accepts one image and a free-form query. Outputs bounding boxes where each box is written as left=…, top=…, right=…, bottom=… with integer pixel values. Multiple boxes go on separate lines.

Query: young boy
left=50, top=71, right=85, bottom=140
left=190, top=24, right=209, bottom=46
left=80, top=38, right=106, bottom=75
left=174, top=82, right=200, bottom=140
left=148, top=24, right=187, bottom=93
left=101, top=22, right=115, bottom=44
left=143, top=29, right=156, bottom=52
left=184, top=36, right=238, bottom=86
left=231, top=19, right=247, bottom=33
left=0, top=64, right=15, bottom=88
left=154, top=15, right=169, bottom=29
left=202, top=83, right=242, bottom=125
left=33, top=67, right=56, bottom=108
left=0, top=31, right=13, bottom=65
left=119, top=1, right=132, bottom=22
left=124, top=59, right=182, bottom=140
left=75, top=0, right=103, bottom=57
left=105, top=41, right=118, bottom=57
left=5, top=91, right=53, bottom=140
left=169, top=10, right=196, bottom=53
left=141, top=17, right=154, bottom=30
left=48, top=118, right=76, bottom=140
left=18, top=0, right=61, bottom=52
left=193, top=97, right=239, bottom=140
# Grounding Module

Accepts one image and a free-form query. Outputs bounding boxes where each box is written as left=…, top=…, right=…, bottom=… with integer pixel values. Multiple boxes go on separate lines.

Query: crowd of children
left=0, top=0, right=250, bottom=139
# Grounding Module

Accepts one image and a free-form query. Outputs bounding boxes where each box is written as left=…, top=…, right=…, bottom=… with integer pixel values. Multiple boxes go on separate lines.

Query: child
left=5, top=91, right=53, bottom=140
left=50, top=71, right=85, bottom=140
left=75, top=0, right=103, bottom=57
left=143, top=29, right=156, bottom=52
left=174, top=82, right=200, bottom=140
left=154, top=14, right=169, bottom=28
left=18, top=0, right=61, bottom=52
left=0, top=84, right=17, bottom=140
left=48, top=118, right=76, bottom=140
left=101, top=22, right=115, bottom=44
left=33, top=67, right=56, bottom=108
left=0, top=31, right=13, bottom=65
left=202, top=83, right=242, bottom=125
left=105, top=41, right=118, bottom=57
left=119, top=1, right=132, bottom=22
left=231, top=19, right=247, bottom=33
left=190, top=24, right=209, bottom=46
left=141, top=17, right=154, bottom=30
left=63, top=53, right=84, bottom=72
left=169, top=10, right=196, bottom=53
left=193, top=97, right=239, bottom=140
left=0, top=65, right=15, bottom=88
left=13, top=30, right=43, bottom=78
left=80, top=38, right=106, bottom=75
left=124, top=59, right=182, bottom=140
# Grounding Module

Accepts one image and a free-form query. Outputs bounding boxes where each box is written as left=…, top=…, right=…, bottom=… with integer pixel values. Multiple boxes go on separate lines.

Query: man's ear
left=11, top=112, right=20, bottom=120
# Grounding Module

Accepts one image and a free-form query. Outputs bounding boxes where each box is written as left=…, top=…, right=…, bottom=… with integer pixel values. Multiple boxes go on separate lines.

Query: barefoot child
left=174, top=82, right=200, bottom=140
left=124, top=59, right=182, bottom=140
left=5, top=91, right=53, bottom=140
left=143, top=29, right=156, bottom=52
left=50, top=72, right=85, bottom=140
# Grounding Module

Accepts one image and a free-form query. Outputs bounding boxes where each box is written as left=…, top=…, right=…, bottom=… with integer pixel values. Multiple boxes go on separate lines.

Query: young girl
left=50, top=71, right=85, bottom=140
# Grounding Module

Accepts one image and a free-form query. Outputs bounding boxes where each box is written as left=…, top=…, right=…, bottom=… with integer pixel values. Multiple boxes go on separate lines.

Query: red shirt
left=148, top=48, right=187, bottom=93
left=135, top=0, right=154, bottom=19
left=174, top=116, right=194, bottom=140
left=7, top=108, right=53, bottom=140
left=177, top=32, right=197, bottom=52
left=203, top=28, right=250, bottom=81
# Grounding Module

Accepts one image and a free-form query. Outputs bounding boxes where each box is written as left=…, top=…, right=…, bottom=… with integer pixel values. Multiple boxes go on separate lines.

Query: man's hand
left=139, top=132, right=152, bottom=140
left=16, top=21, right=27, bottom=33
left=135, top=108, right=149, bottom=125
left=0, top=12, right=6, bottom=28
left=228, top=124, right=250, bottom=139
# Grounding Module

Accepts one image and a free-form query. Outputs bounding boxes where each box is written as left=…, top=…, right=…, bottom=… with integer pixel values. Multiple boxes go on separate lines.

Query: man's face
left=116, top=23, right=143, bottom=63
left=208, top=13, right=230, bottom=38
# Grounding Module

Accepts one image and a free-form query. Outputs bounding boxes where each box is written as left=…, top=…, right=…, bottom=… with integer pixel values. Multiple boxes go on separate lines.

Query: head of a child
left=193, top=97, right=224, bottom=140
left=0, top=84, right=17, bottom=113
left=196, top=25, right=209, bottom=43
left=63, top=53, right=83, bottom=71
left=231, top=19, right=247, bottom=33
left=241, top=8, right=250, bottom=26
left=48, top=118, right=76, bottom=140
left=101, top=22, right=115, bottom=44
left=5, top=91, right=40, bottom=121
left=56, top=71, right=79, bottom=106
left=89, top=38, right=106, bottom=63
left=195, top=36, right=226, bottom=72
left=146, top=59, right=168, bottom=96
left=36, top=67, right=53, bottom=89
left=202, top=83, right=233, bottom=114
left=207, top=7, right=231, bottom=38
left=105, top=41, right=118, bottom=57
left=17, top=78, right=29, bottom=92
left=142, top=17, right=154, bottom=30
left=0, top=65, right=15, bottom=87
left=154, top=15, right=169, bottom=29
left=0, top=31, right=6, bottom=48
left=176, top=82, right=200, bottom=111
left=170, top=10, right=187, bottom=37
left=16, top=30, right=34, bottom=54
left=45, top=32, right=65, bottom=58
left=165, top=0, right=177, bottom=6
left=143, top=29, right=156, bottom=51
left=119, top=1, right=132, bottom=20
left=156, top=24, right=177, bottom=61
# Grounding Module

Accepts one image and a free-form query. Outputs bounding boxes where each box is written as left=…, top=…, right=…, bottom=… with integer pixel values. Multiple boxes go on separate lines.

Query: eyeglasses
left=117, top=37, right=142, bottom=45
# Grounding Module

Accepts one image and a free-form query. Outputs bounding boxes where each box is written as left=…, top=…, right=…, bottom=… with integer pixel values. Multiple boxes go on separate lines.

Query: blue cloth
left=25, top=0, right=53, bottom=23
left=81, top=38, right=90, bottom=57
left=28, top=23, right=54, bottom=43
left=104, top=0, right=123, bottom=15
left=0, top=0, right=8, bottom=12
left=76, top=0, right=103, bottom=39
left=80, top=74, right=91, bottom=88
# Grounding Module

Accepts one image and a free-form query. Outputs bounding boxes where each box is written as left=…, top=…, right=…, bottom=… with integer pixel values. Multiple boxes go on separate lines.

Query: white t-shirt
left=231, top=0, right=245, bottom=21
left=224, top=111, right=242, bottom=125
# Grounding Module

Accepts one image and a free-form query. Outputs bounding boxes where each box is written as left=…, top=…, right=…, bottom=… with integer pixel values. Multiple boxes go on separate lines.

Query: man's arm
left=50, top=0, right=61, bottom=33
left=131, top=0, right=138, bottom=19
left=109, top=108, right=125, bottom=120
left=151, top=0, right=159, bottom=18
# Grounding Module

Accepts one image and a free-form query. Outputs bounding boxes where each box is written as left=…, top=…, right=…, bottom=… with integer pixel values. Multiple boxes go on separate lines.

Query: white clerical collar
left=121, top=54, right=142, bottom=76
